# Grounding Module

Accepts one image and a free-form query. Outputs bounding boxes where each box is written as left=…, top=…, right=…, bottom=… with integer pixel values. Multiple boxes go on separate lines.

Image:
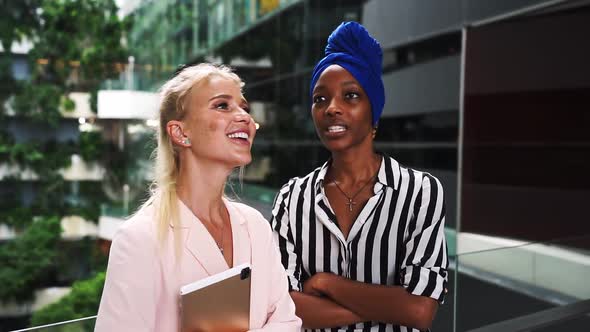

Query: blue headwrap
left=310, top=22, right=385, bottom=125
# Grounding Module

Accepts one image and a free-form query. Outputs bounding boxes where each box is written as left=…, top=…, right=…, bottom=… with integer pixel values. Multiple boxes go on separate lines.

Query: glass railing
left=455, top=234, right=590, bottom=331
left=15, top=195, right=590, bottom=332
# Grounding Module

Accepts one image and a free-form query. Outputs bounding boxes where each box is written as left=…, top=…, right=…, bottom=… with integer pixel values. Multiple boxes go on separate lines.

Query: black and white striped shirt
left=270, top=154, right=448, bottom=332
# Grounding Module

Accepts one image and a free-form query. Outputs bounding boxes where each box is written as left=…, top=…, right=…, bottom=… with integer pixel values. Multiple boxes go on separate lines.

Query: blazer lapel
left=224, top=200, right=251, bottom=267
left=177, top=200, right=228, bottom=276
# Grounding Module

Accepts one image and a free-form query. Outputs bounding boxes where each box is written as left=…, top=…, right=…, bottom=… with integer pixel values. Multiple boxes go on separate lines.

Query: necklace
left=201, top=218, right=225, bottom=254
left=332, top=171, right=378, bottom=212
left=216, top=220, right=225, bottom=254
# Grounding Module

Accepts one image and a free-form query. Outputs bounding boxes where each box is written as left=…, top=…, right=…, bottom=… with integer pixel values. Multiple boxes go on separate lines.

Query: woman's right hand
left=302, top=272, right=333, bottom=297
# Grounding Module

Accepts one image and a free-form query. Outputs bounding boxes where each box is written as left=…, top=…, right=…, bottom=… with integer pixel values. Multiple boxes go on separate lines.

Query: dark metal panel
left=362, top=0, right=555, bottom=48
left=382, top=55, right=460, bottom=117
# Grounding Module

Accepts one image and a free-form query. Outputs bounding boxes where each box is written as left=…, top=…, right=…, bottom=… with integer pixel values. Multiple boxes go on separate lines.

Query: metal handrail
left=10, top=315, right=97, bottom=332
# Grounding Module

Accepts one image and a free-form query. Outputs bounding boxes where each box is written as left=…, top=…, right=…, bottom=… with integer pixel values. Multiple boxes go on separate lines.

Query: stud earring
left=183, top=137, right=191, bottom=145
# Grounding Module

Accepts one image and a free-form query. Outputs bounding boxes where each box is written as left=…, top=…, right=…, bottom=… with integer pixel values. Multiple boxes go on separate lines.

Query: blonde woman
left=95, top=63, right=301, bottom=331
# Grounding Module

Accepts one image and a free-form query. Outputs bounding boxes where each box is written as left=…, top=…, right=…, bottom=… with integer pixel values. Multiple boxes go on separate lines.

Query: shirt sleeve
left=94, top=221, right=161, bottom=331
left=269, top=179, right=302, bottom=292
left=400, top=173, right=449, bottom=303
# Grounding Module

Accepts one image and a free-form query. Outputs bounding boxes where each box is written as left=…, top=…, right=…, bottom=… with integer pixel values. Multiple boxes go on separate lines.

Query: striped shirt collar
left=314, top=153, right=401, bottom=195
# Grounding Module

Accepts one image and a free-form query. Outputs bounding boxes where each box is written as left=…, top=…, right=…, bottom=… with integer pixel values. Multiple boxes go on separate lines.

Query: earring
left=183, top=137, right=191, bottom=145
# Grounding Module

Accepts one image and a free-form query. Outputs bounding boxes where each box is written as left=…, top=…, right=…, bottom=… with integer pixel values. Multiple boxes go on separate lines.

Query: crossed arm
left=292, top=273, right=438, bottom=331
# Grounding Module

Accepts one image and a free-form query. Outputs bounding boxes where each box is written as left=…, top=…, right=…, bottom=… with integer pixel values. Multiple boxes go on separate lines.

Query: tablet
left=180, top=263, right=251, bottom=332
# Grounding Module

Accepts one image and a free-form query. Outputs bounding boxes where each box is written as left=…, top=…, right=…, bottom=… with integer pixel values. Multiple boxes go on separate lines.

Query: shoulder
left=393, top=158, right=443, bottom=193
left=112, top=205, right=158, bottom=250
left=229, top=201, right=266, bottom=220
left=412, top=169, right=443, bottom=194
left=228, top=201, right=268, bottom=229
left=399, top=167, right=445, bottom=211
left=275, top=165, right=325, bottom=203
left=228, top=201, right=274, bottom=240
left=105, top=205, right=162, bottom=275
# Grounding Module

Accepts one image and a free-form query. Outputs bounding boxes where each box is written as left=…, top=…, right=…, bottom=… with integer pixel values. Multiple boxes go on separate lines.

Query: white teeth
left=228, top=132, right=249, bottom=139
left=328, top=125, right=346, bottom=133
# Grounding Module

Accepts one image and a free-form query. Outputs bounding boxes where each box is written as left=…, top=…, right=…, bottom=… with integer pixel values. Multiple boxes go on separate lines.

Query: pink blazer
left=95, top=199, right=301, bottom=331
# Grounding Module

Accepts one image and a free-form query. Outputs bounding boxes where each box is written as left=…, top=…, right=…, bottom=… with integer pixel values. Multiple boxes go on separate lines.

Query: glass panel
left=455, top=235, right=590, bottom=331
left=461, top=5, right=590, bottom=243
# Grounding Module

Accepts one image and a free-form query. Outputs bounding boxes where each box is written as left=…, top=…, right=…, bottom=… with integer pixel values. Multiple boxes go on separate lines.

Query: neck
left=176, top=154, right=231, bottom=226
left=329, top=145, right=381, bottom=184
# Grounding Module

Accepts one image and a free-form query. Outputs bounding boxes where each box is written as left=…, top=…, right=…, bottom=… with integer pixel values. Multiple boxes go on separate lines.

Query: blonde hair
left=141, top=63, right=243, bottom=245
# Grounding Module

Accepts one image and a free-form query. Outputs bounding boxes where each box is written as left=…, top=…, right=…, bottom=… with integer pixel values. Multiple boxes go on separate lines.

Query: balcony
left=0, top=155, right=104, bottom=182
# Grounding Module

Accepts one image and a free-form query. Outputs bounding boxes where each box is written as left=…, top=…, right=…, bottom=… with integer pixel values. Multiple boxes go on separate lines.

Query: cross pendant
left=346, top=199, right=356, bottom=212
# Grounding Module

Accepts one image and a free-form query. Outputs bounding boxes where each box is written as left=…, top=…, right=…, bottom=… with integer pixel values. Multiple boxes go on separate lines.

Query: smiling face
left=311, top=65, right=374, bottom=153
left=180, top=75, right=256, bottom=168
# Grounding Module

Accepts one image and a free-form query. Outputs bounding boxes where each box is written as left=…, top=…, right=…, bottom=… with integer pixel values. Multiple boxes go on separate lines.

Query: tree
left=0, top=0, right=129, bottom=326
left=0, top=0, right=129, bottom=213
left=9, top=0, right=128, bottom=123
left=0, top=216, right=62, bottom=303
left=30, top=272, right=106, bottom=329
left=0, top=0, right=41, bottom=115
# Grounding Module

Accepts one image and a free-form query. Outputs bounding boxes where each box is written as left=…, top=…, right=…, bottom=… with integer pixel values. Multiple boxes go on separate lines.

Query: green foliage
left=8, top=142, right=44, bottom=169
left=4, top=0, right=128, bottom=119
left=53, top=239, right=107, bottom=284
left=0, top=131, right=111, bottom=223
left=12, top=83, right=63, bottom=126
left=42, top=140, right=75, bottom=174
left=78, top=131, right=104, bottom=162
left=30, top=0, right=127, bottom=86
left=0, top=0, right=41, bottom=51
left=1, top=133, right=74, bottom=178
left=0, top=216, right=62, bottom=303
left=0, top=186, right=103, bottom=230
left=0, top=129, right=15, bottom=156
left=61, top=95, right=76, bottom=112
left=89, top=88, right=98, bottom=113
left=0, top=207, right=33, bottom=230
left=64, top=204, right=101, bottom=223
left=0, top=56, right=18, bottom=115
left=30, top=271, right=105, bottom=328
left=0, top=0, right=130, bottom=316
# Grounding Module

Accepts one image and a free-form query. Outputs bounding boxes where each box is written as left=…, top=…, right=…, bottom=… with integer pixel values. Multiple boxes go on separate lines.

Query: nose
left=325, top=99, right=342, bottom=117
left=234, top=107, right=252, bottom=123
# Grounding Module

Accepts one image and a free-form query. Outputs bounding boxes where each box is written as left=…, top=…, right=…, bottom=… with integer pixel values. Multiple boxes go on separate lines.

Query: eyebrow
left=341, top=80, right=359, bottom=87
left=209, top=94, right=249, bottom=106
left=313, top=80, right=359, bottom=93
left=208, top=94, right=233, bottom=101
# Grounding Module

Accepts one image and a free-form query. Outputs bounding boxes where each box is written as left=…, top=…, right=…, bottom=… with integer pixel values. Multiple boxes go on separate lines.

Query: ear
left=166, top=120, right=191, bottom=147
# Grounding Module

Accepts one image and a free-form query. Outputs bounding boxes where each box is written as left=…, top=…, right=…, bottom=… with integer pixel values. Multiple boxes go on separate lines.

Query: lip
left=226, top=127, right=252, bottom=146
left=323, top=123, right=348, bottom=138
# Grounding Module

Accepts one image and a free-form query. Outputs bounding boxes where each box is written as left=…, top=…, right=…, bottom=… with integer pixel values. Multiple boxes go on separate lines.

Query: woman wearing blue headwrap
left=270, top=22, right=448, bottom=331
